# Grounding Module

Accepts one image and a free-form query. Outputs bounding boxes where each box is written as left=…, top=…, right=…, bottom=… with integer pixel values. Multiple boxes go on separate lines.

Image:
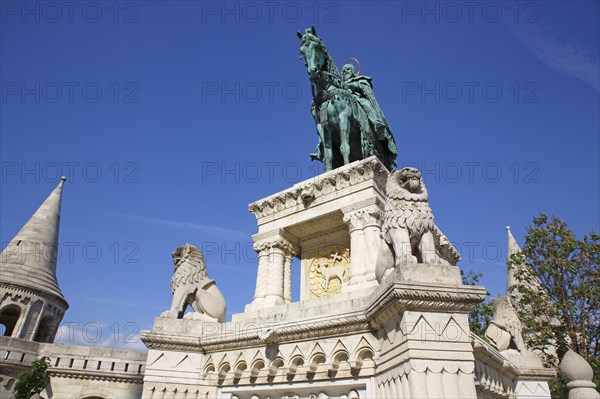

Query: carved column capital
left=253, top=238, right=298, bottom=256
left=343, top=206, right=382, bottom=232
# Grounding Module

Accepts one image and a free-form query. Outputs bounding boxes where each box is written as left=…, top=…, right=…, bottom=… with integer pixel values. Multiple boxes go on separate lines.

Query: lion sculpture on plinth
left=485, top=296, right=526, bottom=352
left=375, top=167, right=460, bottom=283
left=484, top=296, right=542, bottom=367
left=160, top=243, right=226, bottom=323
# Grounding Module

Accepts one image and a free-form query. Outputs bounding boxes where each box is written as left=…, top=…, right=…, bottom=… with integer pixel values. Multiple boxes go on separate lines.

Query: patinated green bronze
left=297, top=26, right=398, bottom=171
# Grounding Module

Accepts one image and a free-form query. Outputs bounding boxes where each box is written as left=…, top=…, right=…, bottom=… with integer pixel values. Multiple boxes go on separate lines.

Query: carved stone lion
left=485, top=296, right=542, bottom=367
left=160, top=243, right=226, bottom=323
left=375, top=167, right=460, bottom=282
left=485, top=296, right=526, bottom=352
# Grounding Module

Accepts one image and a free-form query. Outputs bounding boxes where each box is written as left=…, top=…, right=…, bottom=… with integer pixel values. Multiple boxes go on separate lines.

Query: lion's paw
left=183, top=312, right=203, bottom=320
left=183, top=312, right=219, bottom=323
left=398, top=254, right=418, bottom=264
left=422, top=255, right=440, bottom=265
left=160, top=309, right=179, bottom=319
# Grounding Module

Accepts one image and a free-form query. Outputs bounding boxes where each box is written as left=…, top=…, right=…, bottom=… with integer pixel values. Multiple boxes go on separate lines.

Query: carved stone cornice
left=366, top=271, right=488, bottom=329
left=48, top=368, right=144, bottom=384
left=248, top=157, right=388, bottom=220
left=141, top=314, right=370, bottom=353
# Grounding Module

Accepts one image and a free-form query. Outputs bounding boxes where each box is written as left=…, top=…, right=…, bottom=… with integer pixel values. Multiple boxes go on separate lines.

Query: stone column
left=248, top=236, right=298, bottom=311
left=13, top=300, right=31, bottom=339
left=251, top=243, right=271, bottom=308
left=342, top=205, right=382, bottom=290
left=361, top=207, right=382, bottom=282
left=283, top=253, right=293, bottom=304
left=263, top=241, right=286, bottom=306
left=29, top=301, right=46, bottom=341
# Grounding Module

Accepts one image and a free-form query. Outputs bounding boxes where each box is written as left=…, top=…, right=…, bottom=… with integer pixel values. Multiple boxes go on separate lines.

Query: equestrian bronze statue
left=297, top=26, right=398, bottom=171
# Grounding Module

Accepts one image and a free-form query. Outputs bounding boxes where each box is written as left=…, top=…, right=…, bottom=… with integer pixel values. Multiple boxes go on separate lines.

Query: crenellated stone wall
left=0, top=336, right=146, bottom=399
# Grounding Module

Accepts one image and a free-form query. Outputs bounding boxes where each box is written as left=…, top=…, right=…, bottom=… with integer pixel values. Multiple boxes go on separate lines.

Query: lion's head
left=397, top=167, right=423, bottom=193
left=171, top=243, right=207, bottom=279
left=492, top=296, right=521, bottom=327
left=386, top=167, right=428, bottom=201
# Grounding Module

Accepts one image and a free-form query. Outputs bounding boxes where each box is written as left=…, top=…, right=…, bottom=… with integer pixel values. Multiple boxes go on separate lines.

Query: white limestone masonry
left=0, top=158, right=573, bottom=398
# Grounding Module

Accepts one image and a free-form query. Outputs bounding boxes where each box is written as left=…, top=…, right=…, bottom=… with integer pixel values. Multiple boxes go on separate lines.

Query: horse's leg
left=318, top=121, right=333, bottom=171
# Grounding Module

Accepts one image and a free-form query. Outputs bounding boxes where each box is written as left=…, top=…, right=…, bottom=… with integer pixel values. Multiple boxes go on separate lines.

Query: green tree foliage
left=508, top=214, right=599, bottom=390
left=461, top=270, right=494, bottom=339
left=13, top=356, right=49, bottom=399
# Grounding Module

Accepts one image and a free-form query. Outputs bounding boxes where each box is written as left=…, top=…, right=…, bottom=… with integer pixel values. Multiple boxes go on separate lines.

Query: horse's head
left=297, top=26, right=326, bottom=79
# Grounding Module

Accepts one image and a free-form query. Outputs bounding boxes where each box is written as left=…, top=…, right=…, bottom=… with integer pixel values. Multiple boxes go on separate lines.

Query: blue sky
left=1, top=1, right=598, bottom=350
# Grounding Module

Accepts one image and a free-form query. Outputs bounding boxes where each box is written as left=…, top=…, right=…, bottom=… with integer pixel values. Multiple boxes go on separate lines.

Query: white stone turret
left=0, top=178, right=68, bottom=342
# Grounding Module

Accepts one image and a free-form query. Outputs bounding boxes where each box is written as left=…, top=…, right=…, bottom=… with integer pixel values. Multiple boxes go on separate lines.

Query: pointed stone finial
left=0, top=180, right=67, bottom=300
left=506, top=226, right=521, bottom=257
left=506, top=226, right=521, bottom=293
left=559, top=350, right=600, bottom=399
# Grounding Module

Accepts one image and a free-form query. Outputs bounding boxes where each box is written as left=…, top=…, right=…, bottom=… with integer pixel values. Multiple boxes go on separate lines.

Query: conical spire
left=505, top=226, right=545, bottom=299
left=1, top=177, right=67, bottom=301
left=506, top=225, right=521, bottom=257
left=505, top=226, right=521, bottom=292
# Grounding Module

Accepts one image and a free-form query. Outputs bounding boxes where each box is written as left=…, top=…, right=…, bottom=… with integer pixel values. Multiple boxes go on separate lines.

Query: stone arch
left=331, top=350, right=350, bottom=369
left=268, top=356, right=284, bottom=377
left=0, top=304, right=22, bottom=337
left=353, top=347, right=375, bottom=371
left=289, top=353, right=305, bottom=371
left=250, top=357, right=265, bottom=378
left=203, top=355, right=216, bottom=377
left=352, top=338, right=375, bottom=369
left=308, top=346, right=326, bottom=373
left=217, top=354, right=231, bottom=382
left=355, top=347, right=374, bottom=362
left=330, top=341, right=350, bottom=372
left=233, top=353, right=247, bottom=379
left=34, top=315, right=55, bottom=343
left=74, top=390, right=116, bottom=399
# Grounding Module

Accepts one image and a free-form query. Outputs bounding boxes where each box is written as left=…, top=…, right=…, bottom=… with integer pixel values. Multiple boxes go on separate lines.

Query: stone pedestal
left=366, top=265, right=485, bottom=398
left=246, top=156, right=388, bottom=311
left=141, top=263, right=490, bottom=399
left=139, top=157, right=555, bottom=399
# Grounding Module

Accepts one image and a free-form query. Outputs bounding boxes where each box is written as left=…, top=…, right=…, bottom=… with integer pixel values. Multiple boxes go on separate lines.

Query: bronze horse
left=297, top=27, right=396, bottom=171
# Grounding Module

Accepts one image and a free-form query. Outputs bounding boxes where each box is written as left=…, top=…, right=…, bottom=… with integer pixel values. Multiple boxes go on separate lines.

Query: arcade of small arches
left=0, top=292, right=63, bottom=343
left=202, top=342, right=375, bottom=385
